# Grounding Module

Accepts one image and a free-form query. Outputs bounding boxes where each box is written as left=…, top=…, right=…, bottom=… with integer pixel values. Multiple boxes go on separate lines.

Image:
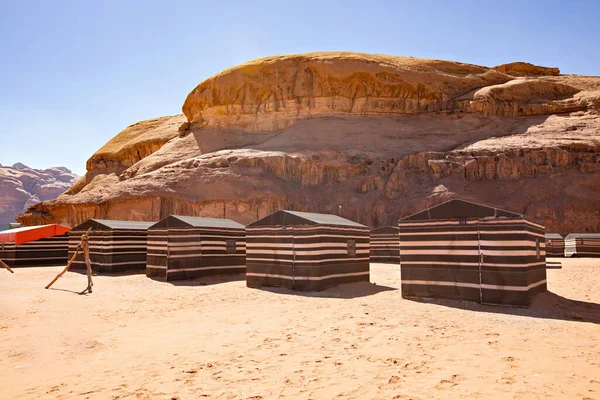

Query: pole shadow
left=47, top=287, right=91, bottom=296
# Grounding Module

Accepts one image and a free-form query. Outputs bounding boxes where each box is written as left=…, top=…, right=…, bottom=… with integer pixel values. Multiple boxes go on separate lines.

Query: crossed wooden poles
left=46, top=227, right=94, bottom=294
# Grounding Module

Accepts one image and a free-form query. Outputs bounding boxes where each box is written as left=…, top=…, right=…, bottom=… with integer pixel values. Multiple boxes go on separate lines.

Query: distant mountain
left=0, top=164, right=79, bottom=229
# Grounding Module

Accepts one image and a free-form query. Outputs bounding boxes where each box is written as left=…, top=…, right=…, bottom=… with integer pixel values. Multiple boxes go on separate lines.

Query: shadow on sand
left=68, top=269, right=144, bottom=277
left=47, top=287, right=91, bottom=295
left=407, top=291, right=600, bottom=324
left=259, top=281, right=397, bottom=300
left=159, top=273, right=247, bottom=287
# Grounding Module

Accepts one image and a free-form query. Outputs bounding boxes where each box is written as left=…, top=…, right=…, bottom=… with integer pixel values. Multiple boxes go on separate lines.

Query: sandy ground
left=1, top=259, right=599, bottom=400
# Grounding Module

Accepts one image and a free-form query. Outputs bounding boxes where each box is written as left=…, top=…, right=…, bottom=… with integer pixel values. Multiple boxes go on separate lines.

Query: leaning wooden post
left=82, top=236, right=93, bottom=293
left=45, top=227, right=92, bottom=290
left=0, top=259, right=14, bottom=274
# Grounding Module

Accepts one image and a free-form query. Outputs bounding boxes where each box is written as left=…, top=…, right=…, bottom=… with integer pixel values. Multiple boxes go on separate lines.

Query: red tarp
left=0, top=224, right=71, bottom=246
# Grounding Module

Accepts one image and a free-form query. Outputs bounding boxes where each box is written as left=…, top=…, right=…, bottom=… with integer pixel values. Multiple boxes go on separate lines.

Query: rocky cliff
left=18, top=53, right=600, bottom=234
left=0, top=164, right=78, bottom=229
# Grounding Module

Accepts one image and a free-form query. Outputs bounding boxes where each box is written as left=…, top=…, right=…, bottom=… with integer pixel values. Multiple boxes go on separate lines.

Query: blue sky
left=1, top=0, right=598, bottom=175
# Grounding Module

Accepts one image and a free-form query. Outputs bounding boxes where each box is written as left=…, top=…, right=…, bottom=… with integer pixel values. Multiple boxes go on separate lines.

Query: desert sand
left=1, top=260, right=599, bottom=399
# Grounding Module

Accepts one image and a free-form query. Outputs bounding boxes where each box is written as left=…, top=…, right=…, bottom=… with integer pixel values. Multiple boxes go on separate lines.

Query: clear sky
left=1, top=0, right=598, bottom=175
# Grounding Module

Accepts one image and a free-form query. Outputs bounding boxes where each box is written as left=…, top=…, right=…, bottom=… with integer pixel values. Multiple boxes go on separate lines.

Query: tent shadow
left=68, top=269, right=145, bottom=277
left=161, top=273, right=247, bottom=287
left=257, top=281, right=397, bottom=299
left=406, top=291, right=600, bottom=324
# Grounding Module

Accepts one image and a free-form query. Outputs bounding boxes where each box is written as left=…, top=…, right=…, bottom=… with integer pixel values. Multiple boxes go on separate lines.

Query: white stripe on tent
left=401, top=279, right=547, bottom=291
left=167, top=265, right=244, bottom=273
left=246, top=271, right=369, bottom=281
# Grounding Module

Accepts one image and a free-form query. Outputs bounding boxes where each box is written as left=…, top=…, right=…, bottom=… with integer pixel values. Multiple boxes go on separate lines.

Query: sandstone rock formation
left=493, top=62, right=560, bottom=77
left=18, top=53, right=600, bottom=234
left=0, top=164, right=78, bottom=228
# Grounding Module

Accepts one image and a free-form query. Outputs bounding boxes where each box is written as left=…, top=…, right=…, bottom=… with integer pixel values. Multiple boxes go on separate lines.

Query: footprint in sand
left=403, top=361, right=427, bottom=371
left=496, top=374, right=516, bottom=385
left=503, top=356, right=519, bottom=368
left=85, top=340, right=104, bottom=350
left=435, top=379, right=457, bottom=390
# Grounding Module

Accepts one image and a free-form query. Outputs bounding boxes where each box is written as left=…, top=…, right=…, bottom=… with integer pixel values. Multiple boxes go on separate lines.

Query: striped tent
left=246, top=210, right=370, bottom=291
left=545, top=233, right=565, bottom=257
left=370, top=226, right=400, bottom=263
left=69, top=219, right=154, bottom=273
left=0, top=224, right=70, bottom=267
left=399, top=199, right=547, bottom=306
left=147, top=215, right=246, bottom=281
left=564, top=233, right=600, bottom=257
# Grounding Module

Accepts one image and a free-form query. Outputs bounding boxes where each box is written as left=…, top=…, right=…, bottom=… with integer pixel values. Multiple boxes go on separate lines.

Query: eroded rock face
left=182, top=52, right=513, bottom=132
left=17, top=53, right=600, bottom=234
left=0, top=164, right=78, bottom=228
left=493, top=62, right=560, bottom=77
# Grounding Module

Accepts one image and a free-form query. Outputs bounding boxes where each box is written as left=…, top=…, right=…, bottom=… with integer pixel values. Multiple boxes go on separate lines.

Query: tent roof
left=72, top=219, right=155, bottom=231
left=0, top=224, right=71, bottom=245
left=399, top=199, right=523, bottom=222
left=150, top=215, right=245, bottom=229
left=371, top=226, right=400, bottom=234
left=565, top=233, right=600, bottom=239
left=248, top=210, right=367, bottom=228
left=545, top=233, right=563, bottom=239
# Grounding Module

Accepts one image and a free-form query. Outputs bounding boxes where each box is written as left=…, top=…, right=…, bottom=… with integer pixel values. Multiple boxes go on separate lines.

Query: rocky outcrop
left=86, top=115, right=186, bottom=173
left=493, top=62, right=560, bottom=77
left=0, top=164, right=78, bottom=228
left=182, top=53, right=598, bottom=133
left=17, top=53, right=600, bottom=234
left=182, top=52, right=513, bottom=132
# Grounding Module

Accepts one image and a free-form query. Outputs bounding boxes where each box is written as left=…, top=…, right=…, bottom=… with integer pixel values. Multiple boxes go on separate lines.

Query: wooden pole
left=0, top=259, right=14, bottom=274
left=82, top=238, right=93, bottom=294
left=45, top=243, right=83, bottom=289
left=45, top=227, right=92, bottom=290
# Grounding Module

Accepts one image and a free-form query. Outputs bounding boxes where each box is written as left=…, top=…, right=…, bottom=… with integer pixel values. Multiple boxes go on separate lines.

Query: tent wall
left=565, top=237, right=600, bottom=257
left=545, top=237, right=565, bottom=257
left=370, top=227, right=400, bottom=263
left=478, top=219, right=546, bottom=305
left=69, top=228, right=148, bottom=273
left=0, top=234, right=68, bottom=267
left=146, top=228, right=168, bottom=278
left=564, top=238, right=577, bottom=257
left=147, top=226, right=246, bottom=280
left=399, top=218, right=546, bottom=306
left=0, top=242, right=16, bottom=266
left=577, top=238, right=600, bottom=257
left=246, top=225, right=370, bottom=291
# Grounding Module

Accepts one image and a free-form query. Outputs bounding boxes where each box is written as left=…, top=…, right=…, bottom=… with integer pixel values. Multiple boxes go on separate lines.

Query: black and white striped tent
left=69, top=219, right=154, bottom=273
left=370, top=226, right=400, bottom=263
left=246, top=210, right=370, bottom=291
left=399, top=199, right=547, bottom=306
left=564, top=233, right=600, bottom=257
left=146, top=215, right=246, bottom=281
left=545, top=233, right=565, bottom=257
left=0, top=225, right=70, bottom=267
